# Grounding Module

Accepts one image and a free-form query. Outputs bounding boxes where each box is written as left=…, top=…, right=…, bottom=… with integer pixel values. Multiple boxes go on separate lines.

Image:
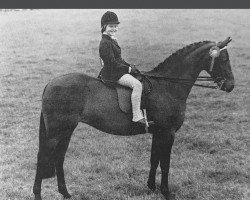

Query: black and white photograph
left=0, top=9, right=249, bottom=200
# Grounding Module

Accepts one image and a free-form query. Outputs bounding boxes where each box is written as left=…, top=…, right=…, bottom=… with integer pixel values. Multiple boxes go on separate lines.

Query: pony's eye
left=221, top=52, right=229, bottom=62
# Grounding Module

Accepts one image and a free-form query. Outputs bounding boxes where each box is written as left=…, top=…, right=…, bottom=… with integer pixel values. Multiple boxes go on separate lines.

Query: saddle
left=98, top=73, right=152, bottom=114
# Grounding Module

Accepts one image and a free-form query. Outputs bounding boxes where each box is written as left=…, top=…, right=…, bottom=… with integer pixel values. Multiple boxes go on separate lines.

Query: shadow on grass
left=203, top=168, right=249, bottom=184
left=72, top=182, right=178, bottom=200
left=113, top=182, right=153, bottom=197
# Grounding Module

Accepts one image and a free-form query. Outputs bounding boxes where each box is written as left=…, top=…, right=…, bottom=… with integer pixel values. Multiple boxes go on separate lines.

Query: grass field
left=0, top=9, right=249, bottom=200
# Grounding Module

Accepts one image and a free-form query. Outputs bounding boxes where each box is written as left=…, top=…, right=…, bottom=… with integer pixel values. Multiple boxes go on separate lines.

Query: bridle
left=145, top=44, right=229, bottom=90
left=205, top=44, right=228, bottom=89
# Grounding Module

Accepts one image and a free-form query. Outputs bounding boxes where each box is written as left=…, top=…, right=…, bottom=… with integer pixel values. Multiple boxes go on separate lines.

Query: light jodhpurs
left=117, top=74, right=144, bottom=122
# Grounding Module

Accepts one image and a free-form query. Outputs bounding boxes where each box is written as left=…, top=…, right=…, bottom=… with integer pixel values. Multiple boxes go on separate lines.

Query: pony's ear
left=217, top=37, right=232, bottom=48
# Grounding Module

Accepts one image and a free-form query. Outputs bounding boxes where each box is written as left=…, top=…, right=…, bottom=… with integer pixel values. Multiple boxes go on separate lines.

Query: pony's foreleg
left=147, top=133, right=160, bottom=191
left=55, top=134, right=73, bottom=199
left=159, top=128, right=175, bottom=199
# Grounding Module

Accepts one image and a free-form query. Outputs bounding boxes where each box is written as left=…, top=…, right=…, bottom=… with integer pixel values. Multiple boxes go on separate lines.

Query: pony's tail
left=37, top=111, right=56, bottom=179
left=38, top=111, right=46, bottom=149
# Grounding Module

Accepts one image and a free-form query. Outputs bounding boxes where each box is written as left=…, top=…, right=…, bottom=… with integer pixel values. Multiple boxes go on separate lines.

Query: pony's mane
left=151, top=40, right=211, bottom=72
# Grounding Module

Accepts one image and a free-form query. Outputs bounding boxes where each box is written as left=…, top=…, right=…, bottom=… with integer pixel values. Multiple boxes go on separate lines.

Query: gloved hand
left=130, top=65, right=140, bottom=74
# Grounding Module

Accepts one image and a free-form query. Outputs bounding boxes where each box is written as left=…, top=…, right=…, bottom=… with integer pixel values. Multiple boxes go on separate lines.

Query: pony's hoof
left=63, top=193, right=72, bottom=199
left=161, top=186, right=170, bottom=200
left=147, top=181, right=156, bottom=191
left=34, top=194, right=42, bottom=200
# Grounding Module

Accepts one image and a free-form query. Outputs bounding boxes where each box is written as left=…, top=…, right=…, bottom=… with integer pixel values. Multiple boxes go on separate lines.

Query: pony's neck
left=147, top=42, right=214, bottom=80
left=146, top=41, right=215, bottom=99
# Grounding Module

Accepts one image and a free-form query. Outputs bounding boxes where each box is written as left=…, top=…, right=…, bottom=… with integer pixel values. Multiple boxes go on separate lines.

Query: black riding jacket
left=99, top=34, right=131, bottom=82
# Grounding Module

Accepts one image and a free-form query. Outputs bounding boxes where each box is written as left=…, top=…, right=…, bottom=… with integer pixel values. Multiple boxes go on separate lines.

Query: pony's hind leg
left=54, top=132, right=75, bottom=199
left=33, top=135, right=61, bottom=200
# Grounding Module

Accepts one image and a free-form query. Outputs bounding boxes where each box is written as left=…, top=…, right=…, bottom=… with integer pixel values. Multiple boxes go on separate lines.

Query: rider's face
left=105, top=24, right=118, bottom=37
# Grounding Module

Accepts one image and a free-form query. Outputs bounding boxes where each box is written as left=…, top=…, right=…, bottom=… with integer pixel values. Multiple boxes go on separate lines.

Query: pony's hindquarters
left=33, top=73, right=89, bottom=199
left=33, top=110, right=78, bottom=199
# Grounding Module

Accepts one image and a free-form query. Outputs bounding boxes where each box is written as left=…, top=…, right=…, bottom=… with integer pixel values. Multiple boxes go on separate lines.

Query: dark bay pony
left=33, top=37, right=234, bottom=200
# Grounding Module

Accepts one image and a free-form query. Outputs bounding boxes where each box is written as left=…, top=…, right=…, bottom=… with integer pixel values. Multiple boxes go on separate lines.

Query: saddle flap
left=99, top=73, right=152, bottom=114
left=116, top=74, right=152, bottom=114
left=116, top=86, right=133, bottom=114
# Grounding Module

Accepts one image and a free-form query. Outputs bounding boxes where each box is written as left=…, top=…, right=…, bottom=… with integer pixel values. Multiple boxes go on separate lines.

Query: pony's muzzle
left=220, top=79, right=234, bottom=93
left=226, top=84, right=234, bottom=93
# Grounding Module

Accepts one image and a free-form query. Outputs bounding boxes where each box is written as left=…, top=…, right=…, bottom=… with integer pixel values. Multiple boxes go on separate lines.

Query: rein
left=144, top=74, right=219, bottom=89
left=195, top=76, right=218, bottom=89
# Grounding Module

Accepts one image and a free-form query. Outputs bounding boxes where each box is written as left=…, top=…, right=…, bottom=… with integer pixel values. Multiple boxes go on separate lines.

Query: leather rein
left=145, top=75, right=219, bottom=90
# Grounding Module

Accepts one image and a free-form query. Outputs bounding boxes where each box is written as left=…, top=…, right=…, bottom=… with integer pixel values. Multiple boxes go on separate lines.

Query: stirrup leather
left=143, top=109, right=154, bottom=133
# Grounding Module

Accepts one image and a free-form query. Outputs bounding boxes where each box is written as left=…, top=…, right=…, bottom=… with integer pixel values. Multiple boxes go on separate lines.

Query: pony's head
left=203, top=37, right=235, bottom=93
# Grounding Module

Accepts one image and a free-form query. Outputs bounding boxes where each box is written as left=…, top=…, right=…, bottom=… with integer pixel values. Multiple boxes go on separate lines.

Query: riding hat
left=101, top=11, right=120, bottom=27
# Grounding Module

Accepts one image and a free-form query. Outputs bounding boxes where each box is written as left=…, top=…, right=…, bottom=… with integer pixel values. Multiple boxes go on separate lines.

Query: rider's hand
left=130, top=65, right=140, bottom=74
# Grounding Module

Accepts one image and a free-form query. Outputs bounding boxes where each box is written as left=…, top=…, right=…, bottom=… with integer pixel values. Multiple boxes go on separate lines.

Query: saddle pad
left=116, top=86, right=132, bottom=114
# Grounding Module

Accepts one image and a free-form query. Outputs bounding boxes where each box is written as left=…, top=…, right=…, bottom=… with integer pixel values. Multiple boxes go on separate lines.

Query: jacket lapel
left=102, top=34, right=120, bottom=48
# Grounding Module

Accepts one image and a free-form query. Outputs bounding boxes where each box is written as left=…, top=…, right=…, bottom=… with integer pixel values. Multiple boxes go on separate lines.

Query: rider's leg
left=117, top=74, right=144, bottom=122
